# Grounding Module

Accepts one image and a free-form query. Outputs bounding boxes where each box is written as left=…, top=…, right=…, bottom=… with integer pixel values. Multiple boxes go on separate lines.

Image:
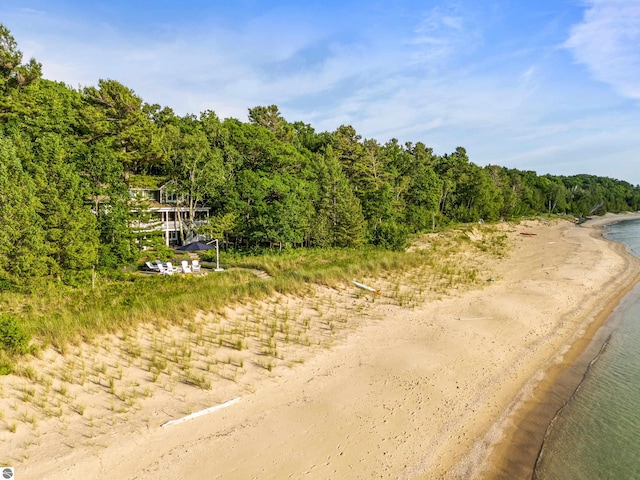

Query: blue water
left=534, top=219, right=640, bottom=480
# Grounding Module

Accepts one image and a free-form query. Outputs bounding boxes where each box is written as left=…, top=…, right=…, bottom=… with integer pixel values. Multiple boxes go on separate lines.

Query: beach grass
left=0, top=223, right=512, bottom=374
left=0, top=226, right=508, bottom=437
left=0, top=222, right=517, bottom=466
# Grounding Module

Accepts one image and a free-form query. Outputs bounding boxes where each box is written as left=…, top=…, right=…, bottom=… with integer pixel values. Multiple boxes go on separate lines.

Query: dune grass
left=0, top=223, right=516, bottom=455
left=0, top=224, right=511, bottom=367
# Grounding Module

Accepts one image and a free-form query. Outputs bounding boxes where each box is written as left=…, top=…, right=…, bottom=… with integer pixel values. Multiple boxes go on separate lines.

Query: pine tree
left=0, top=137, right=46, bottom=288
left=31, top=133, right=99, bottom=278
left=313, top=147, right=366, bottom=247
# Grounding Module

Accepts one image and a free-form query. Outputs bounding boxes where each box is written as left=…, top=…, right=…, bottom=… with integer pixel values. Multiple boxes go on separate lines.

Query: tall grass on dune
left=0, top=225, right=511, bottom=445
left=0, top=224, right=511, bottom=370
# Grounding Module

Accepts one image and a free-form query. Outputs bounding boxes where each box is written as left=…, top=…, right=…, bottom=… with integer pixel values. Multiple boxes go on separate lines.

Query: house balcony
left=132, top=220, right=209, bottom=232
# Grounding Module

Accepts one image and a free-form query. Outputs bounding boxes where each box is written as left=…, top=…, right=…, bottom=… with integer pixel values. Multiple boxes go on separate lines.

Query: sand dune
left=4, top=214, right=640, bottom=479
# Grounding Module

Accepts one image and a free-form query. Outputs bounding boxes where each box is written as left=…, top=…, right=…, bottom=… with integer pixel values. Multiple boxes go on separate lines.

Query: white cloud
left=408, top=5, right=482, bottom=67
left=565, top=0, right=640, bottom=99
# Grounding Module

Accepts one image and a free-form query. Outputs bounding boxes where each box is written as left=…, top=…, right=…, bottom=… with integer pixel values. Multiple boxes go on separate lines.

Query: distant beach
left=476, top=213, right=640, bottom=479
left=533, top=217, right=640, bottom=479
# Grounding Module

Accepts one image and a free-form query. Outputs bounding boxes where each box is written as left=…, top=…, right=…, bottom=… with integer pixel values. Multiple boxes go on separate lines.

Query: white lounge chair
left=163, top=262, right=175, bottom=275
left=191, top=260, right=201, bottom=273
left=181, top=260, right=192, bottom=274
left=145, top=261, right=159, bottom=272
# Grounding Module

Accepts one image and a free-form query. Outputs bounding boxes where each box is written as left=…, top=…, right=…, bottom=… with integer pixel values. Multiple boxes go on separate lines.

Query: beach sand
left=4, top=214, right=640, bottom=479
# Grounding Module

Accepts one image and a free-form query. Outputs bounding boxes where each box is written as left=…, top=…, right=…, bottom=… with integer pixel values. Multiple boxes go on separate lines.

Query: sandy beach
left=3, top=214, right=640, bottom=479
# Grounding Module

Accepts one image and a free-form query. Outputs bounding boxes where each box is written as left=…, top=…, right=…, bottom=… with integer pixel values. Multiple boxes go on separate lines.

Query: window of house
left=164, top=191, right=185, bottom=204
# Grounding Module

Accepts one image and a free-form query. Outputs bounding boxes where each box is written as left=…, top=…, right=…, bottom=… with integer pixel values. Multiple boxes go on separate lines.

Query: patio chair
left=145, top=261, right=160, bottom=272
left=163, top=262, right=176, bottom=275
left=181, top=260, right=192, bottom=274
left=191, top=259, right=201, bottom=273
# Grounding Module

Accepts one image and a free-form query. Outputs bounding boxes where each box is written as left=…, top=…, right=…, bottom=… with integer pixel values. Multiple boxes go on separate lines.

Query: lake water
left=533, top=219, right=640, bottom=480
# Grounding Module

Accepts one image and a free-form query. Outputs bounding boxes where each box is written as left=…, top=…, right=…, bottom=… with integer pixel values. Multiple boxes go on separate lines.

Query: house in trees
left=128, top=177, right=210, bottom=246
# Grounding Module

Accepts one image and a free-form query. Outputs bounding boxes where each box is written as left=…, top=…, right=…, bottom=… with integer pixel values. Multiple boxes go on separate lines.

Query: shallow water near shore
left=533, top=219, right=640, bottom=480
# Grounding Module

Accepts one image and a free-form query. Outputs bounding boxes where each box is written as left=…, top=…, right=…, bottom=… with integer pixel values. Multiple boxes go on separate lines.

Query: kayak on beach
left=351, top=280, right=381, bottom=295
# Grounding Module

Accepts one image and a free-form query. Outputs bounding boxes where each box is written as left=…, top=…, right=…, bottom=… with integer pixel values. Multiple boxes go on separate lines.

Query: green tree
left=233, top=169, right=312, bottom=248
left=331, top=125, right=365, bottom=184
left=0, top=24, right=42, bottom=123
left=19, top=79, right=83, bottom=139
left=539, top=175, right=567, bottom=214
left=220, top=118, right=313, bottom=248
left=331, top=127, right=403, bottom=240
left=432, top=147, right=502, bottom=222
left=404, top=160, right=442, bottom=231
left=312, top=147, right=366, bottom=247
left=75, top=139, right=137, bottom=268
left=0, top=136, right=46, bottom=288
left=161, top=114, right=226, bottom=243
left=359, top=138, right=398, bottom=227
left=30, top=133, right=99, bottom=278
left=81, top=79, right=161, bottom=174
left=433, top=147, right=469, bottom=221
left=291, top=121, right=331, bottom=153
left=248, top=105, right=293, bottom=142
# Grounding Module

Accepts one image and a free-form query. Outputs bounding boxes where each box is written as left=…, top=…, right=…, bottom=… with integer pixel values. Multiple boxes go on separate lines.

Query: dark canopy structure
left=175, top=241, right=214, bottom=251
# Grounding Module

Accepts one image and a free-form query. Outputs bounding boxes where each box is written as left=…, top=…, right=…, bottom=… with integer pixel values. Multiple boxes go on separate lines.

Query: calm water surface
left=534, top=219, right=640, bottom=480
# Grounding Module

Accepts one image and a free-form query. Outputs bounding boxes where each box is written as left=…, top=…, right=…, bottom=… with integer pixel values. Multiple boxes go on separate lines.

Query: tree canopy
left=0, top=23, right=638, bottom=289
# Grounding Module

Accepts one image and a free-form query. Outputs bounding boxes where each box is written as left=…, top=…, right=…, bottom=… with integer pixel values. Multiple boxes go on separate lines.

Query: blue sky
left=2, top=0, right=640, bottom=184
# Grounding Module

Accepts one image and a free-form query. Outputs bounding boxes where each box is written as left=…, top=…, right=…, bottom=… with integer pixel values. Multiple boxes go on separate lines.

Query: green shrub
left=0, top=361, right=12, bottom=375
left=0, top=278, right=13, bottom=292
left=0, top=314, right=31, bottom=355
left=371, top=221, right=410, bottom=251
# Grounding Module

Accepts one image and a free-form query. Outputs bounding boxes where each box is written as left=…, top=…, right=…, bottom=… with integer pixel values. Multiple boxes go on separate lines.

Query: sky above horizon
left=2, top=0, right=640, bottom=185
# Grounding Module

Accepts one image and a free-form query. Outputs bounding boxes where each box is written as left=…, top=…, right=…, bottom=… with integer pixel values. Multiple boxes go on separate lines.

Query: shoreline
left=472, top=213, right=640, bottom=479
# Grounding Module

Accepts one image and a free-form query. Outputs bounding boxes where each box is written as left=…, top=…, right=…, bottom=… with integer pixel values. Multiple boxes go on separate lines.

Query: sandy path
left=10, top=214, right=640, bottom=480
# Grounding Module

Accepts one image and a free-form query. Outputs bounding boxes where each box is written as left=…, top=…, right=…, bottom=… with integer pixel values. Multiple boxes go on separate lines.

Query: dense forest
left=1, top=24, right=639, bottom=290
